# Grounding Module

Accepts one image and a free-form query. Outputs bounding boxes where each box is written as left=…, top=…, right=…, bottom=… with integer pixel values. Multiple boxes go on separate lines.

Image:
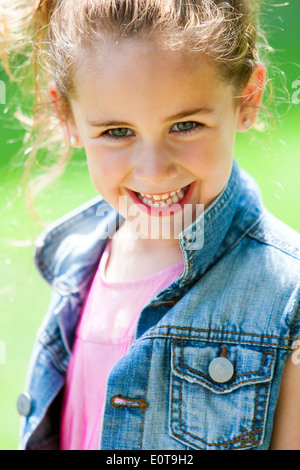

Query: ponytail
left=0, top=0, right=70, bottom=223
left=0, top=1, right=59, bottom=77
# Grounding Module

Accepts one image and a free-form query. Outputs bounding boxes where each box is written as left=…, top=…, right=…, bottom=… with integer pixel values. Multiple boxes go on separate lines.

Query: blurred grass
left=0, top=1, right=300, bottom=450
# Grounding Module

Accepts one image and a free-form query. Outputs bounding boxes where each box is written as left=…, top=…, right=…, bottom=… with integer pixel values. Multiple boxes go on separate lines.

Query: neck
left=114, top=219, right=183, bottom=253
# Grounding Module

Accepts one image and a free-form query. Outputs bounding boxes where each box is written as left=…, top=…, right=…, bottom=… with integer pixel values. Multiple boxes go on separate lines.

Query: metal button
left=208, top=357, right=234, bottom=383
left=17, top=392, right=32, bottom=417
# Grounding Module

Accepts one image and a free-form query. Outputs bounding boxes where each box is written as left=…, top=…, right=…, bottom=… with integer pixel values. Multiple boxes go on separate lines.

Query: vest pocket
left=170, top=339, right=276, bottom=450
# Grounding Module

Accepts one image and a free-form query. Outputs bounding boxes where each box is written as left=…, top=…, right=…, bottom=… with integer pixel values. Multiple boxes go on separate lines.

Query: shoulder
left=248, top=212, right=300, bottom=334
left=245, top=211, right=300, bottom=286
left=226, top=210, right=300, bottom=339
left=231, top=164, right=300, bottom=274
left=34, top=196, right=120, bottom=292
left=248, top=211, right=300, bottom=261
left=247, top=209, right=300, bottom=278
left=243, top=210, right=300, bottom=283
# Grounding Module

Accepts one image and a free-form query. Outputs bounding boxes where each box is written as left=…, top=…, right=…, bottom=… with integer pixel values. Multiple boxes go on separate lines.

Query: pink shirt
left=60, top=240, right=184, bottom=450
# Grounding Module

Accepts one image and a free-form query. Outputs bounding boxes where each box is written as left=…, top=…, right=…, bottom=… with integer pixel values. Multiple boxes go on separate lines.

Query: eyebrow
left=165, top=107, right=215, bottom=123
left=87, top=107, right=215, bottom=128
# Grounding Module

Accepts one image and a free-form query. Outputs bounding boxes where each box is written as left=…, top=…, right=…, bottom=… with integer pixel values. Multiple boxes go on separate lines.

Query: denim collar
left=155, top=159, right=265, bottom=296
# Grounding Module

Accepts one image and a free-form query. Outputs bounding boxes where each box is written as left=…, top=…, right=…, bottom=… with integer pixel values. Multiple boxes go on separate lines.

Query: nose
left=133, top=144, right=178, bottom=184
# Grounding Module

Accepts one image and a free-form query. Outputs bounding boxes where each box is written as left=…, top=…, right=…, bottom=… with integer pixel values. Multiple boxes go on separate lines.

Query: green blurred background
left=0, top=2, right=299, bottom=450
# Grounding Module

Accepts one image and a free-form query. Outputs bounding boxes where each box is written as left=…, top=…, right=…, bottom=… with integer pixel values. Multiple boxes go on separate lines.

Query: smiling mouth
left=134, top=184, right=190, bottom=208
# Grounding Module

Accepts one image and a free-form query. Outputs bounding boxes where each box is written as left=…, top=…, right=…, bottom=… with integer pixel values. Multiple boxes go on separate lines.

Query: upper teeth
left=137, top=187, right=187, bottom=207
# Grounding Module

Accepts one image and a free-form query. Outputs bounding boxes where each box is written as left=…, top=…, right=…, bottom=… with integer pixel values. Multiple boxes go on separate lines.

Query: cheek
left=185, top=134, right=228, bottom=172
left=183, top=130, right=235, bottom=193
left=85, top=146, right=128, bottom=190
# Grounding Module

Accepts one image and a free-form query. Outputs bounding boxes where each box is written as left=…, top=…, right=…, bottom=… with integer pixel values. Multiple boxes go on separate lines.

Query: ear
left=48, top=81, right=84, bottom=148
left=236, top=63, right=266, bottom=132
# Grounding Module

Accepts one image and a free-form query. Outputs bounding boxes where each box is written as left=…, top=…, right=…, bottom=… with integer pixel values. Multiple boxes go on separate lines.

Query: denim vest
left=18, top=160, right=300, bottom=450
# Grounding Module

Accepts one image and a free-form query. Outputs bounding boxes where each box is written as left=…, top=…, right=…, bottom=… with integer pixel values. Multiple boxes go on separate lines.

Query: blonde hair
left=0, top=0, right=265, bottom=211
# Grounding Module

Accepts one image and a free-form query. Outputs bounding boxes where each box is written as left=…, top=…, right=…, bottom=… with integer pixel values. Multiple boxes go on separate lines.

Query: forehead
left=72, top=39, right=233, bottom=119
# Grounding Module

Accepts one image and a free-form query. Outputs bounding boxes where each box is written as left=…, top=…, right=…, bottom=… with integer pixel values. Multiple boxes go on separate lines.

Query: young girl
left=2, top=0, right=300, bottom=450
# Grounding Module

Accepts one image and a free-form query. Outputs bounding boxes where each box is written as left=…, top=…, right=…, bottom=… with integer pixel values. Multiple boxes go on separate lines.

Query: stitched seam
left=260, top=379, right=271, bottom=442
left=290, top=302, right=300, bottom=339
left=250, top=224, right=298, bottom=250
left=171, top=428, right=260, bottom=450
left=35, top=246, right=74, bottom=293
left=257, top=383, right=267, bottom=444
left=171, top=431, right=203, bottom=450
left=204, top=169, right=239, bottom=223
left=152, top=325, right=295, bottom=340
left=251, top=384, right=261, bottom=446
left=143, top=332, right=293, bottom=350
left=139, top=336, right=154, bottom=450
left=170, top=357, right=175, bottom=441
left=179, top=375, right=183, bottom=438
left=212, top=213, right=265, bottom=270
left=173, top=341, right=275, bottom=392
left=171, top=342, right=273, bottom=449
left=179, top=170, right=239, bottom=284
left=147, top=325, right=298, bottom=344
left=38, top=332, right=68, bottom=372
left=175, top=378, right=267, bottom=449
left=232, top=351, right=271, bottom=380
left=179, top=166, right=239, bottom=281
left=35, top=200, right=122, bottom=291
left=175, top=342, right=274, bottom=391
left=181, top=238, right=195, bottom=284
left=150, top=294, right=183, bottom=306
left=248, top=225, right=300, bottom=259
left=177, top=374, right=264, bottom=448
left=34, top=198, right=112, bottom=290
left=39, top=329, right=68, bottom=361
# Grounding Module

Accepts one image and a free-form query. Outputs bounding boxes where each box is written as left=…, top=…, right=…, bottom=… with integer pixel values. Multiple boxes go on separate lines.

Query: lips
left=125, top=183, right=195, bottom=216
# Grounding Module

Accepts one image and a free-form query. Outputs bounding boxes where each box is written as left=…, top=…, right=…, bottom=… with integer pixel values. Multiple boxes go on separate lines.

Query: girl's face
left=59, top=40, right=264, bottom=236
